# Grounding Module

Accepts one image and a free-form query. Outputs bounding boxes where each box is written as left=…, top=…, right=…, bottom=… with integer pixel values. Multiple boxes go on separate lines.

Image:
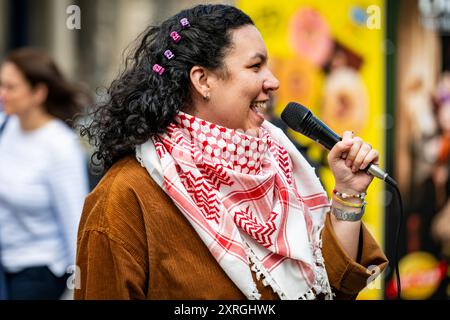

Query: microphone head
left=280, top=101, right=341, bottom=150
left=280, top=102, right=313, bottom=135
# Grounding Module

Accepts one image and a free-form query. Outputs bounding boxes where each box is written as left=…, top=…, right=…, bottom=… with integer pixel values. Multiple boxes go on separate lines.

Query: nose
left=263, top=69, right=280, bottom=92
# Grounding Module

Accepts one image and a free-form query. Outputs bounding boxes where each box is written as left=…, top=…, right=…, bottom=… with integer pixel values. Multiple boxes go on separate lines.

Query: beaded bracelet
left=332, top=194, right=366, bottom=208
left=333, top=188, right=366, bottom=200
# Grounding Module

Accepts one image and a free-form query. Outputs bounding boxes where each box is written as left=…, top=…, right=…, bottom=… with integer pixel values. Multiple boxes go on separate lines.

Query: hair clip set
left=152, top=18, right=190, bottom=76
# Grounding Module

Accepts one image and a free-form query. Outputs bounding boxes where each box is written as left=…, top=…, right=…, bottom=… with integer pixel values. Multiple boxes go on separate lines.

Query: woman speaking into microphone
left=76, top=4, right=387, bottom=300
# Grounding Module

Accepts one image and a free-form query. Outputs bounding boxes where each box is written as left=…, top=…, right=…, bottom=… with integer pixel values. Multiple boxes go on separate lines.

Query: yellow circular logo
left=387, top=252, right=447, bottom=300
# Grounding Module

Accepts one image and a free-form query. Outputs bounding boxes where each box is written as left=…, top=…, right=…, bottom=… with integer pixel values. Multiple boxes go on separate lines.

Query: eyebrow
left=249, top=52, right=267, bottom=63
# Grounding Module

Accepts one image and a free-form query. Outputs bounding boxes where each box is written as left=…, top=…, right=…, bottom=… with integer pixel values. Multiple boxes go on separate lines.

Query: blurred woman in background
left=0, top=48, right=90, bottom=300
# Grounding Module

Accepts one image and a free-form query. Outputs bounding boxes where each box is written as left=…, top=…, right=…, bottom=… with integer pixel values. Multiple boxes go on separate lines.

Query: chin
left=1, top=107, right=13, bottom=115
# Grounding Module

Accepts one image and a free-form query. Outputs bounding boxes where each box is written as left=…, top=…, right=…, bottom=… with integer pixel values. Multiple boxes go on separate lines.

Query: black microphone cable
left=384, top=176, right=403, bottom=300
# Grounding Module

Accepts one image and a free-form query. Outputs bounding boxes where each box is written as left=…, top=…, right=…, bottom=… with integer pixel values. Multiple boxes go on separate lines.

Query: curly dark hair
left=81, top=4, right=254, bottom=170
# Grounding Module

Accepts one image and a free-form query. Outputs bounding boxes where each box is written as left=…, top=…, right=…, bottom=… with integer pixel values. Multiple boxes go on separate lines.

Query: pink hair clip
left=164, top=49, right=175, bottom=60
left=180, top=18, right=190, bottom=28
left=152, top=63, right=165, bottom=75
left=170, top=31, right=181, bottom=43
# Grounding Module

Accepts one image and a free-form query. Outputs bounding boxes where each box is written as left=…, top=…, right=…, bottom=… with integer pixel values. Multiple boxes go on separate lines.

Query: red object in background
left=386, top=261, right=448, bottom=299
left=407, top=214, right=421, bottom=252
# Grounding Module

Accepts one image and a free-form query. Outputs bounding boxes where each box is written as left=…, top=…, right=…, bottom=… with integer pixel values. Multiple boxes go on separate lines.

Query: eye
left=250, top=63, right=262, bottom=70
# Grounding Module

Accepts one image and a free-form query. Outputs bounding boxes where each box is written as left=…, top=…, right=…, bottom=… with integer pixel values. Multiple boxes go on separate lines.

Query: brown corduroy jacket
left=74, top=156, right=388, bottom=300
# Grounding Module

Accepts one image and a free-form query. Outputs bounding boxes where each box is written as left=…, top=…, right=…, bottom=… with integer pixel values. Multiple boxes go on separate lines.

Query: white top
left=0, top=115, right=89, bottom=276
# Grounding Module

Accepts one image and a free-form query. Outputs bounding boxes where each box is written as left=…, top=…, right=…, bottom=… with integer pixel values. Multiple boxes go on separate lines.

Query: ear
left=189, top=65, right=215, bottom=99
left=32, top=83, right=49, bottom=106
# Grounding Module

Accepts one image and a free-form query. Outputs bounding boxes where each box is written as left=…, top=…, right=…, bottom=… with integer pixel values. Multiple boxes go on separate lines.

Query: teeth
left=250, top=101, right=267, bottom=113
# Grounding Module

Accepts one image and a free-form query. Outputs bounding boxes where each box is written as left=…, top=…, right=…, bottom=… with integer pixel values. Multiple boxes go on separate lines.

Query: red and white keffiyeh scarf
left=136, top=111, right=333, bottom=299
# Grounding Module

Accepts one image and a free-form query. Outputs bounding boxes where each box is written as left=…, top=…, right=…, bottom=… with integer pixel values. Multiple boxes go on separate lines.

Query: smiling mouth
left=250, top=101, right=268, bottom=116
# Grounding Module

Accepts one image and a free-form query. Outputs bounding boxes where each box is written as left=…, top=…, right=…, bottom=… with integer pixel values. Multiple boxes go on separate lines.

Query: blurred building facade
left=0, top=1, right=8, bottom=55
left=0, top=0, right=233, bottom=93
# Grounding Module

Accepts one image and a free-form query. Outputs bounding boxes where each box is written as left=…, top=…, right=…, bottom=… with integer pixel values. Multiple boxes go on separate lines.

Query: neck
left=18, top=106, right=55, bottom=132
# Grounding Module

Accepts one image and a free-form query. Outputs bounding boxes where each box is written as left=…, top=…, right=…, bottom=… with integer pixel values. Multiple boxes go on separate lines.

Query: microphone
left=280, top=101, right=391, bottom=182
